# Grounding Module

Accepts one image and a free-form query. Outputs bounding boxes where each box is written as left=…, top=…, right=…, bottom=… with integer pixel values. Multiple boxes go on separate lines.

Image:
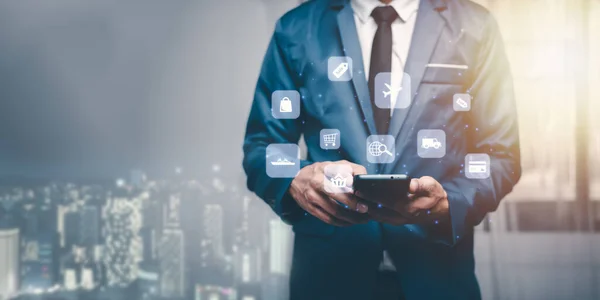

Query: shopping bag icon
left=279, top=97, right=293, bottom=113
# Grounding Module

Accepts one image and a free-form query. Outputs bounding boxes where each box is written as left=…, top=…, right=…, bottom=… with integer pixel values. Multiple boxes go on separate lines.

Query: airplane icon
left=382, top=83, right=402, bottom=98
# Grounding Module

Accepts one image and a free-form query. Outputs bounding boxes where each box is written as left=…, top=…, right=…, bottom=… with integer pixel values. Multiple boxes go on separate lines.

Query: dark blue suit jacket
left=243, top=0, right=521, bottom=299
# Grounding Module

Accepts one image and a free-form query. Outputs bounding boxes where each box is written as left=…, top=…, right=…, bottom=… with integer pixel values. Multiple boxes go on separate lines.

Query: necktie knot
left=371, top=6, right=399, bottom=25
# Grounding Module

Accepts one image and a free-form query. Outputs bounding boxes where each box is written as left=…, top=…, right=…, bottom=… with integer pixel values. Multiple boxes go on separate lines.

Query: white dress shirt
left=351, top=0, right=420, bottom=115
left=351, top=0, right=420, bottom=271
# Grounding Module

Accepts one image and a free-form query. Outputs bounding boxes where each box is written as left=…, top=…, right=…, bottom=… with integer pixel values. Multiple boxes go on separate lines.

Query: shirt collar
left=351, top=0, right=420, bottom=24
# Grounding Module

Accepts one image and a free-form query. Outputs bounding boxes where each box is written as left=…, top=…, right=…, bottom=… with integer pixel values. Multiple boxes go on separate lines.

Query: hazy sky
left=0, top=0, right=296, bottom=180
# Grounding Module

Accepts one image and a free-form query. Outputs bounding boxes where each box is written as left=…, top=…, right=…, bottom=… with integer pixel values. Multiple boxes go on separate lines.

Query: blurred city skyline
left=0, top=0, right=599, bottom=299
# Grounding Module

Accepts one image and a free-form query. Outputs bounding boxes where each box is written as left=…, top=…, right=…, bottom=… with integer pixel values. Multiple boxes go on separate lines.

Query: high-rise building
left=64, top=268, right=77, bottom=290
left=0, top=228, right=19, bottom=299
left=268, top=219, right=292, bottom=276
left=21, top=205, right=39, bottom=237
left=138, top=260, right=160, bottom=299
left=79, top=205, right=100, bottom=247
left=57, top=205, right=70, bottom=248
left=80, top=267, right=95, bottom=290
left=63, top=211, right=80, bottom=250
left=140, top=227, right=157, bottom=262
left=141, top=193, right=163, bottom=264
left=102, top=196, right=143, bottom=287
left=158, top=228, right=185, bottom=298
left=234, top=247, right=261, bottom=284
left=263, top=219, right=292, bottom=300
left=20, top=234, right=55, bottom=291
left=234, top=246, right=262, bottom=300
left=202, top=204, right=224, bottom=262
left=163, top=194, right=182, bottom=229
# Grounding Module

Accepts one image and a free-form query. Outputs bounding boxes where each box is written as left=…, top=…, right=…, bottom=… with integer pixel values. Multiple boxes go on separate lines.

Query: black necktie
left=369, top=6, right=398, bottom=134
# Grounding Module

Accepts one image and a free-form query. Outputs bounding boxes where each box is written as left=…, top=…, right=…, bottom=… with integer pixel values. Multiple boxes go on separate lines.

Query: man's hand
left=358, top=176, right=449, bottom=225
left=288, top=160, right=370, bottom=227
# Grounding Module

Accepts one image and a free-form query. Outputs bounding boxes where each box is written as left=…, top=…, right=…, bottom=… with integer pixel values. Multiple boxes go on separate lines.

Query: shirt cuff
left=273, top=160, right=313, bottom=224
left=410, top=191, right=470, bottom=247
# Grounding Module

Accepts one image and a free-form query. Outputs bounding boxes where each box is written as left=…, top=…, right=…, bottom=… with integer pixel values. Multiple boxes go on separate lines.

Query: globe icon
left=368, top=141, right=386, bottom=156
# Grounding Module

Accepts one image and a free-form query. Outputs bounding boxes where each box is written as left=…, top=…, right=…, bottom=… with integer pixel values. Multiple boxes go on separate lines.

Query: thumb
left=408, top=178, right=420, bottom=194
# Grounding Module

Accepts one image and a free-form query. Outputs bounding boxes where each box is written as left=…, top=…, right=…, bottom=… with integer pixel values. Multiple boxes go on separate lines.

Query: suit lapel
left=384, top=0, right=446, bottom=173
left=336, top=2, right=377, bottom=137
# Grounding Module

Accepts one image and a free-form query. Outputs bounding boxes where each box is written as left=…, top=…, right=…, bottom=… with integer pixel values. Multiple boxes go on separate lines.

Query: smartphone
left=353, top=174, right=411, bottom=202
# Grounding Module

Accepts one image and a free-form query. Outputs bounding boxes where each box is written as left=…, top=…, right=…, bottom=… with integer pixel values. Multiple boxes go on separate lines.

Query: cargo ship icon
left=270, top=158, right=296, bottom=166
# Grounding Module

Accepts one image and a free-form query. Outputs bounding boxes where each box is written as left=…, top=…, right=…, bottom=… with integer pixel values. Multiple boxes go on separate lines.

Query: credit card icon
left=465, top=153, right=490, bottom=179
left=468, top=161, right=487, bottom=173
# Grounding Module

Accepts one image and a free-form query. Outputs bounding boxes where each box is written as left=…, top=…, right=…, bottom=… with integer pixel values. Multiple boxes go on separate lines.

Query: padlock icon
left=279, top=96, right=293, bottom=113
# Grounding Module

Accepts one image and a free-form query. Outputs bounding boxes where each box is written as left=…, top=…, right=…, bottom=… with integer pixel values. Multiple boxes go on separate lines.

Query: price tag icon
left=328, top=57, right=353, bottom=81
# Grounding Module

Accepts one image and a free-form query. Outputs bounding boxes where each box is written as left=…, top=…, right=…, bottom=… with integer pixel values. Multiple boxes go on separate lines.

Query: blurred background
left=0, top=0, right=598, bottom=299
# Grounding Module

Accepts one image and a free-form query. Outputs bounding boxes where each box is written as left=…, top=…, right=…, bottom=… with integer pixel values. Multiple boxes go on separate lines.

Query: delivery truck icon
left=421, top=138, right=442, bottom=149
left=417, top=129, right=446, bottom=158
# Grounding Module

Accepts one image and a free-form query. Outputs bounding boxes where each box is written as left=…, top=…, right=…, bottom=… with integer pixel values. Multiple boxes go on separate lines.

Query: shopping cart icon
left=320, top=129, right=341, bottom=150
left=323, top=133, right=338, bottom=146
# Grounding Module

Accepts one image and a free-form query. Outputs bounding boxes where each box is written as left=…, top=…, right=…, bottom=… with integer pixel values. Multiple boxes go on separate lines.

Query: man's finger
left=323, top=164, right=353, bottom=193
left=310, top=205, right=352, bottom=227
left=429, top=196, right=449, bottom=215
left=320, top=198, right=370, bottom=224
left=367, top=205, right=408, bottom=226
left=328, top=192, right=369, bottom=213
left=356, top=190, right=397, bottom=210
left=410, top=176, right=438, bottom=195
left=405, top=195, right=438, bottom=214
left=349, top=163, right=367, bottom=176
left=308, top=190, right=369, bottom=224
left=408, top=178, right=420, bottom=194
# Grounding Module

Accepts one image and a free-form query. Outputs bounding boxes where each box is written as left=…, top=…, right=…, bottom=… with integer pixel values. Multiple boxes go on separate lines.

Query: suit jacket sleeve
left=425, top=13, right=521, bottom=246
left=243, top=21, right=310, bottom=223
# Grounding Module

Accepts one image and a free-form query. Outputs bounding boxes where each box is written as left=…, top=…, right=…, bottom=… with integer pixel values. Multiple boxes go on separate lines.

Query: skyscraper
left=20, top=234, right=55, bottom=291
left=158, top=228, right=185, bottom=298
left=163, top=194, right=182, bottom=229
left=63, top=210, right=80, bottom=250
left=63, top=268, right=78, bottom=290
left=0, top=228, right=19, bottom=299
left=56, top=204, right=70, bottom=248
left=234, top=246, right=262, bottom=300
left=102, top=196, right=143, bottom=287
left=79, top=205, right=100, bottom=247
left=138, top=259, right=160, bottom=299
left=268, top=219, right=292, bottom=276
left=202, top=204, right=224, bottom=262
left=264, top=219, right=293, bottom=300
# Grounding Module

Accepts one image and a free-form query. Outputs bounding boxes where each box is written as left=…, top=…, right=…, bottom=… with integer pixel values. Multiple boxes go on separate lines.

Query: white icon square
left=417, top=129, right=446, bottom=158
left=366, top=135, right=395, bottom=164
left=453, top=94, right=472, bottom=112
left=320, top=129, right=341, bottom=150
left=328, top=56, right=353, bottom=81
left=465, top=153, right=490, bottom=179
left=272, top=90, right=300, bottom=119
left=374, top=72, right=411, bottom=109
left=323, top=164, right=353, bottom=194
left=266, top=144, right=300, bottom=178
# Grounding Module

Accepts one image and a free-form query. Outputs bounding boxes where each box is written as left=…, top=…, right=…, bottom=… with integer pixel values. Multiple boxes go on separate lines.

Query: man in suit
left=243, top=0, right=521, bottom=299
